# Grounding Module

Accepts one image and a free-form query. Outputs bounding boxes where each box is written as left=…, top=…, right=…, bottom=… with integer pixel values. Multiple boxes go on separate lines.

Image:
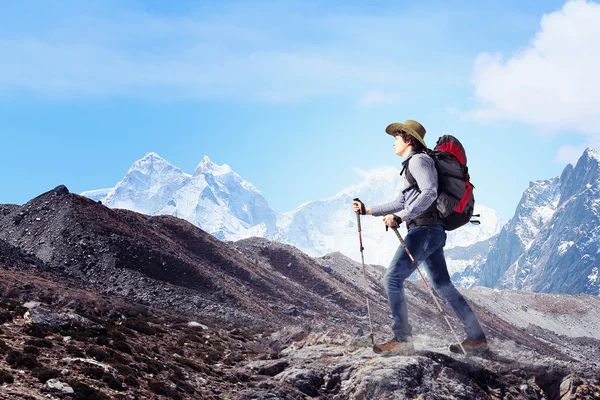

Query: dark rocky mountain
left=478, top=177, right=561, bottom=288
left=0, top=187, right=599, bottom=399
left=456, top=148, right=600, bottom=296
left=498, top=150, right=600, bottom=294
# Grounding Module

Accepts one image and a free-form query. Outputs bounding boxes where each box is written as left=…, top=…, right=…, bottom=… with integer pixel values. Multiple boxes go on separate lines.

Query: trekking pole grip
left=353, top=198, right=364, bottom=250
left=353, top=198, right=366, bottom=215
left=353, top=198, right=365, bottom=233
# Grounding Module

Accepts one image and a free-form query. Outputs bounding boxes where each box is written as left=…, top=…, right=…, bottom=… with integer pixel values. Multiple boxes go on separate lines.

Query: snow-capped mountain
left=445, top=236, right=498, bottom=288
left=82, top=155, right=502, bottom=269
left=84, top=153, right=279, bottom=241
left=478, top=177, right=562, bottom=288
left=276, top=167, right=503, bottom=268
left=473, top=148, right=600, bottom=295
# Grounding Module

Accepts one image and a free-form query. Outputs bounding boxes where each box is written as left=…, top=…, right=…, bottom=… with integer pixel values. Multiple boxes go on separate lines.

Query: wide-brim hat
left=385, top=120, right=427, bottom=148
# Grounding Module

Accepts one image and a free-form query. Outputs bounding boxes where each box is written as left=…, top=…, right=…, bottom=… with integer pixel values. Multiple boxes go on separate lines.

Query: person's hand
left=383, top=214, right=401, bottom=227
left=352, top=200, right=371, bottom=215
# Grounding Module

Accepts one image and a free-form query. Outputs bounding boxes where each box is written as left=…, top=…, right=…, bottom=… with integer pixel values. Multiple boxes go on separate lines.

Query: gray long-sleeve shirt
left=370, top=151, right=438, bottom=224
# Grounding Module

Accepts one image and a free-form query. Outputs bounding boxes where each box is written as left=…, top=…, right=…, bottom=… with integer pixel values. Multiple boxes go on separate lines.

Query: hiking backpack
left=403, top=135, right=475, bottom=231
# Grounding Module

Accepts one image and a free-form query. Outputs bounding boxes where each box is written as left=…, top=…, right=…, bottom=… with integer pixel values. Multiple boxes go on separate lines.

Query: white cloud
left=468, top=0, right=600, bottom=144
left=0, top=2, right=464, bottom=103
left=0, top=36, right=397, bottom=101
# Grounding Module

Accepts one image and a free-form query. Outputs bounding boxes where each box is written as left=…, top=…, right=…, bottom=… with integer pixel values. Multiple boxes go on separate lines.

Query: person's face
left=393, top=133, right=411, bottom=157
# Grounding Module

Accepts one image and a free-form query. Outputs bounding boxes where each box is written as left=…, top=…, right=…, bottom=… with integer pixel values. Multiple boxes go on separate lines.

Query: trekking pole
left=389, top=225, right=467, bottom=356
left=353, top=198, right=375, bottom=345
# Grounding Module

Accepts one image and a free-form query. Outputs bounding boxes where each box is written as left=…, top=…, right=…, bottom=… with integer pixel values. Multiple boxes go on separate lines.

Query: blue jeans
left=384, top=225, right=486, bottom=342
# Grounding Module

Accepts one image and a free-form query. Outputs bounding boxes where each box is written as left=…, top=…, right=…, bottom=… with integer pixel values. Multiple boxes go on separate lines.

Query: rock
left=248, top=360, right=289, bottom=377
left=236, top=388, right=305, bottom=400
left=188, top=321, right=209, bottom=330
left=277, top=368, right=324, bottom=397
left=61, top=369, right=69, bottom=376
left=53, top=185, right=69, bottom=195
left=353, top=326, right=364, bottom=337
left=284, top=306, right=298, bottom=316
left=42, top=379, right=75, bottom=395
left=24, top=307, right=69, bottom=326
left=23, top=301, right=42, bottom=309
left=559, top=375, right=572, bottom=399
left=66, top=312, right=107, bottom=335
left=24, top=307, right=107, bottom=335
left=12, top=214, right=23, bottom=225
left=235, top=369, right=251, bottom=382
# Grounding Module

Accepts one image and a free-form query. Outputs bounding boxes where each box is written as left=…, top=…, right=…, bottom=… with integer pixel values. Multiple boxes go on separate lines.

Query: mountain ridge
left=1, top=186, right=599, bottom=398
left=81, top=153, right=503, bottom=268
left=476, top=148, right=600, bottom=295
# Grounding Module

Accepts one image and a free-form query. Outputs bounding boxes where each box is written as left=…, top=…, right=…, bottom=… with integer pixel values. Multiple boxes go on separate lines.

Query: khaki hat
left=385, top=120, right=427, bottom=148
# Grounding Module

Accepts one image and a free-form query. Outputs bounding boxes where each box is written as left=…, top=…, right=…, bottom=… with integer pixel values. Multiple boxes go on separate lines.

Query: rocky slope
left=0, top=186, right=599, bottom=399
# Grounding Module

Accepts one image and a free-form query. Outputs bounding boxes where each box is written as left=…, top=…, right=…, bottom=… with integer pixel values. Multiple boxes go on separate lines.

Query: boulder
left=24, top=307, right=107, bottom=335
left=42, top=379, right=75, bottom=396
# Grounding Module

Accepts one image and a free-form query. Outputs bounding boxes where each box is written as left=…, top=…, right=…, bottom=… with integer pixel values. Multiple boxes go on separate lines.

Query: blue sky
left=2, top=0, right=600, bottom=221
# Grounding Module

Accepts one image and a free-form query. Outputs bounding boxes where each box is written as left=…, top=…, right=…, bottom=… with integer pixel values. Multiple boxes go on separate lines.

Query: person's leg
left=384, top=226, right=437, bottom=341
left=423, top=245, right=486, bottom=341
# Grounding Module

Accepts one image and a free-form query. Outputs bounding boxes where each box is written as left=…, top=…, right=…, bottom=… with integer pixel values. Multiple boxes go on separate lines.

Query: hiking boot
left=449, top=338, right=488, bottom=354
left=373, top=338, right=415, bottom=356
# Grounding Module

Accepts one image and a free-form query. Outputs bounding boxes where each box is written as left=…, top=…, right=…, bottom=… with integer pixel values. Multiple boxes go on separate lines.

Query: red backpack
left=404, top=135, right=476, bottom=231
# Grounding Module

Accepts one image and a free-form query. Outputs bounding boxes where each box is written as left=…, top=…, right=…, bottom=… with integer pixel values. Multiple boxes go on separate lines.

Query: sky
left=2, top=0, right=600, bottom=222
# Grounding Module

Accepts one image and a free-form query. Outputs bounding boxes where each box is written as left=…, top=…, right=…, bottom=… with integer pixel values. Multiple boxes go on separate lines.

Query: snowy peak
left=511, top=178, right=560, bottom=249
left=120, top=152, right=189, bottom=191
left=559, top=147, right=600, bottom=206
left=83, top=153, right=277, bottom=241
left=193, top=156, right=232, bottom=176
left=583, top=147, right=600, bottom=162
left=130, top=152, right=178, bottom=174
left=574, top=147, right=600, bottom=174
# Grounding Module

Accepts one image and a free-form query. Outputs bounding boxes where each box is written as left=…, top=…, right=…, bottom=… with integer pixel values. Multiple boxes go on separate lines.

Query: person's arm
left=370, top=190, right=406, bottom=217
left=396, top=155, right=437, bottom=222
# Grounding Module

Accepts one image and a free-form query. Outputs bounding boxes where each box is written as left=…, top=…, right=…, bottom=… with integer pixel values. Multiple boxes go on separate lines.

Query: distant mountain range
left=476, top=148, right=600, bottom=295
left=81, top=148, right=600, bottom=295
left=81, top=154, right=503, bottom=269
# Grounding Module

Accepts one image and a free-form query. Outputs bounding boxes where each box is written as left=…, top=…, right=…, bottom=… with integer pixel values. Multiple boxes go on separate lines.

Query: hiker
left=352, top=120, right=487, bottom=355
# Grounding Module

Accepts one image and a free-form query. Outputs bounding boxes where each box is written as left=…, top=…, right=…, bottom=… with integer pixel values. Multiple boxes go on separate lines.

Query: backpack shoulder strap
left=401, top=153, right=421, bottom=194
